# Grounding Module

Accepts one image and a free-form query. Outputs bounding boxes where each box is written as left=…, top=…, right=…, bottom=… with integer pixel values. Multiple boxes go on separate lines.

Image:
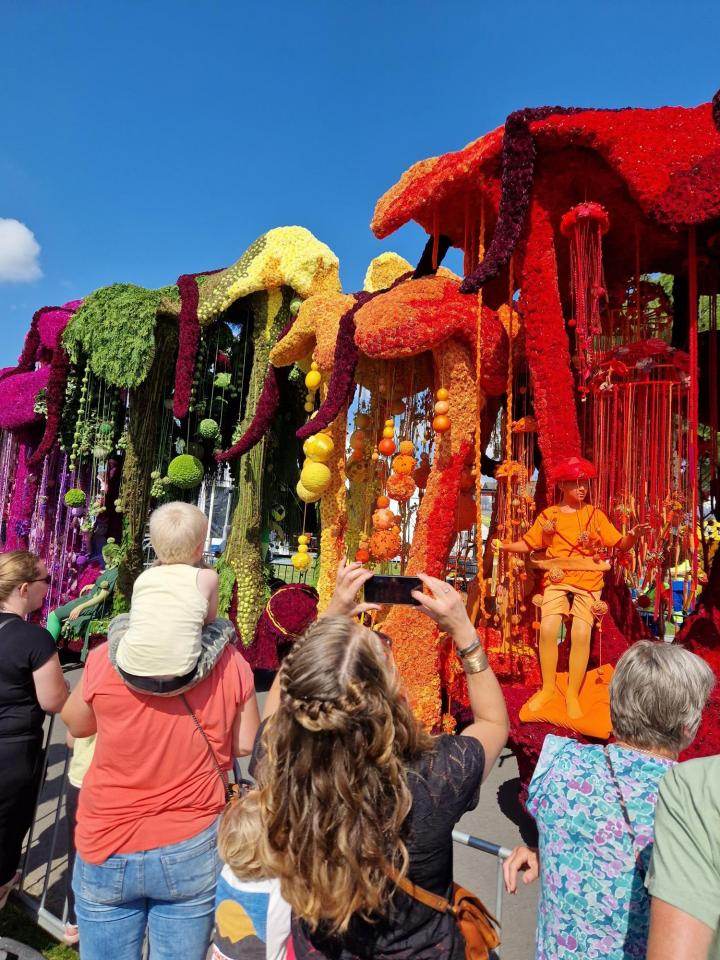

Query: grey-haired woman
left=503, top=640, right=714, bottom=960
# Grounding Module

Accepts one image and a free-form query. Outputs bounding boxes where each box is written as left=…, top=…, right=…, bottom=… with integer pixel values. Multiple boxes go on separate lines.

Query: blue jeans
left=73, top=820, right=220, bottom=960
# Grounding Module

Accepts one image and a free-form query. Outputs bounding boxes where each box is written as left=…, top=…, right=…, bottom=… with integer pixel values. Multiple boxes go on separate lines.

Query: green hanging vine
left=223, top=286, right=295, bottom=644
left=114, top=314, right=178, bottom=610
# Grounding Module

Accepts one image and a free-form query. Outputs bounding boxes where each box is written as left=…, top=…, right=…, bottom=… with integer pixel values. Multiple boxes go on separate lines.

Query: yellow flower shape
left=198, top=226, right=341, bottom=324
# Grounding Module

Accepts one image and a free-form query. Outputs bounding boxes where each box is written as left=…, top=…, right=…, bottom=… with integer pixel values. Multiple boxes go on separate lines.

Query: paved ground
left=454, top=751, right=538, bottom=958
left=20, top=667, right=539, bottom=959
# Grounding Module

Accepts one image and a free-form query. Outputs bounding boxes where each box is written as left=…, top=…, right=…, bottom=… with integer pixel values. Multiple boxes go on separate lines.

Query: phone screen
left=364, top=575, right=423, bottom=606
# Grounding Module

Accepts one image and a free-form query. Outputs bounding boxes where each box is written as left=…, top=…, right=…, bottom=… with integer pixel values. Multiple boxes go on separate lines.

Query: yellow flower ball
left=305, top=369, right=322, bottom=391
left=297, top=543, right=309, bottom=554
left=298, top=534, right=310, bottom=545
left=296, top=480, right=321, bottom=503
left=291, top=552, right=311, bottom=570
left=300, top=460, right=331, bottom=494
left=303, top=434, right=335, bottom=463
left=382, top=426, right=395, bottom=439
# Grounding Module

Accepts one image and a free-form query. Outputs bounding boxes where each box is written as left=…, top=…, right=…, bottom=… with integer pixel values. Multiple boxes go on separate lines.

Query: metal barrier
left=15, top=714, right=70, bottom=942
left=452, top=830, right=511, bottom=956
left=14, top=711, right=513, bottom=954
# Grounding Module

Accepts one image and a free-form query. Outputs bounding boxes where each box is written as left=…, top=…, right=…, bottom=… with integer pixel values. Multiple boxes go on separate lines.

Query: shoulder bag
left=180, top=693, right=247, bottom=803
left=392, top=872, right=500, bottom=960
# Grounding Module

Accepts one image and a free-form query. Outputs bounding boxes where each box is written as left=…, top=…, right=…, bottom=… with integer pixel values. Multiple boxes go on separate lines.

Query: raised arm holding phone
left=252, top=556, right=508, bottom=960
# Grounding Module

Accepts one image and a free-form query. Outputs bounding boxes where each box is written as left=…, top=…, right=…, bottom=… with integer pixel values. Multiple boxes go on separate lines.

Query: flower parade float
left=365, top=85, right=720, bottom=778
left=1, top=89, right=719, bottom=786
left=0, top=227, right=340, bottom=664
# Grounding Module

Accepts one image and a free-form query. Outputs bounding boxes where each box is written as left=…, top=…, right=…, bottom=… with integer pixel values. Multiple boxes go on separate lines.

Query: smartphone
left=364, top=574, right=423, bottom=606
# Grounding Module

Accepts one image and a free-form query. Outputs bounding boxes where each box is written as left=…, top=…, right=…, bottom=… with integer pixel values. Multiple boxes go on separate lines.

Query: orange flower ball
left=347, top=449, right=364, bottom=463
left=434, top=400, right=450, bottom=416
left=386, top=473, right=416, bottom=503
left=372, top=507, right=396, bottom=531
left=355, top=547, right=370, bottom=563
left=369, top=527, right=401, bottom=562
left=376, top=495, right=390, bottom=508
left=432, top=414, right=451, bottom=433
left=436, top=388, right=449, bottom=401
left=349, top=430, right=366, bottom=450
left=355, top=412, right=370, bottom=429
left=391, top=454, right=416, bottom=476
left=378, top=438, right=396, bottom=456
left=398, top=440, right=415, bottom=456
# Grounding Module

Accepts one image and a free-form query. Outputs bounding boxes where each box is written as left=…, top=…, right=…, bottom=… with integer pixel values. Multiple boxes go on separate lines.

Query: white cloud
left=0, top=218, right=42, bottom=282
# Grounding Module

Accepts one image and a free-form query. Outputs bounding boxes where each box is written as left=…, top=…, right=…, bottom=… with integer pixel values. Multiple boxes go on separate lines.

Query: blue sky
left=2, top=0, right=719, bottom=364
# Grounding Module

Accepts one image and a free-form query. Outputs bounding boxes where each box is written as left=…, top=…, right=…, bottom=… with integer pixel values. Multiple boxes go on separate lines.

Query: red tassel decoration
left=560, top=202, right=610, bottom=392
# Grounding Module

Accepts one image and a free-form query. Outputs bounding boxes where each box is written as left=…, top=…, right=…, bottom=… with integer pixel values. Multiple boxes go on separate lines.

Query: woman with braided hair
left=253, top=559, right=509, bottom=960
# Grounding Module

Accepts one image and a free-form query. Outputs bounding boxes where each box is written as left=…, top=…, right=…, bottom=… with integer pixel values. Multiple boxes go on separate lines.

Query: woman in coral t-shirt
left=61, top=642, right=259, bottom=960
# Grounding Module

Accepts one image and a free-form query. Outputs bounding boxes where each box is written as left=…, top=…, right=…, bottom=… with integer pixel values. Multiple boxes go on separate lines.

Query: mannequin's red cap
left=550, top=456, right=597, bottom=483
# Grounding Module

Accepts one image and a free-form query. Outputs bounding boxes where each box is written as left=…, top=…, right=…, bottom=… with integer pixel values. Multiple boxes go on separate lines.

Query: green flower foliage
left=198, top=418, right=220, bottom=440
left=167, top=454, right=204, bottom=490
left=214, top=372, right=232, bottom=390
left=63, top=283, right=179, bottom=389
left=215, top=554, right=237, bottom=619
left=64, top=487, right=87, bottom=507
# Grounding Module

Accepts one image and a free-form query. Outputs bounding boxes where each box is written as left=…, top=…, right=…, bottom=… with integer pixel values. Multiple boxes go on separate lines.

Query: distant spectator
left=646, top=755, right=720, bottom=960
left=503, top=641, right=714, bottom=960
left=0, top=550, right=68, bottom=908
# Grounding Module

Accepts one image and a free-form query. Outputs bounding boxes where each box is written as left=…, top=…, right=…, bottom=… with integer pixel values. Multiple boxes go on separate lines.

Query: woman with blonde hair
left=0, top=550, right=68, bottom=907
left=254, top=559, right=509, bottom=960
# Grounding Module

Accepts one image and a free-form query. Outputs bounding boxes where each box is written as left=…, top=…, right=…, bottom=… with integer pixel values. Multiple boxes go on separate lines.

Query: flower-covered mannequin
left=46, top=538, right=122, bottom=659
left=499, top=457, right=648, bottom=727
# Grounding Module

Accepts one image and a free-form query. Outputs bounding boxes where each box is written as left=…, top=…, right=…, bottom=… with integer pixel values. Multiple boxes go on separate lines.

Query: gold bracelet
left=463, top=650, right=489, bottom=674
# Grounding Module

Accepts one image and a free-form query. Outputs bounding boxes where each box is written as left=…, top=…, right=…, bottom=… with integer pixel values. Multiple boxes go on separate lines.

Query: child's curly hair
left=218, top=789, right=273, bottom=882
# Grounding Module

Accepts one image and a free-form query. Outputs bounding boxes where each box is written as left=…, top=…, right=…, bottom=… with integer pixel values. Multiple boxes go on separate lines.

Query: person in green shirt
left=647, top=755, right=720, bottom=960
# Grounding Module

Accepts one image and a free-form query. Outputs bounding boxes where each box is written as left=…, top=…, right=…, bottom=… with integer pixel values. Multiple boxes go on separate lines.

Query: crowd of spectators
left=0, top=505, right=718, bottom=959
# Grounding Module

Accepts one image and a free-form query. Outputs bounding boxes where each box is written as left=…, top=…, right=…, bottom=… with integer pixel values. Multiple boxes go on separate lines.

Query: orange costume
left=523, top=504, right=623, bottom=625
left=517, top=456, right=626, bottom=735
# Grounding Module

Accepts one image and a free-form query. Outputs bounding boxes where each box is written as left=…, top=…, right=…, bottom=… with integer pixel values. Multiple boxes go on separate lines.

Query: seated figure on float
left=498, top=457, right=648, bottom=723
left=46, top=538, right=122, bottom=660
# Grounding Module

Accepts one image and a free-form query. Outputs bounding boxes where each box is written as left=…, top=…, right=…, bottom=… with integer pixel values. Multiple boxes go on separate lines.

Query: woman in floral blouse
left=503, top=641, right=713, bottom=960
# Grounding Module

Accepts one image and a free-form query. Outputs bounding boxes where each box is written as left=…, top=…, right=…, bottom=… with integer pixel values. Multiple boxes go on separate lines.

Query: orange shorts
left=540, top=585, right=601, bottom=626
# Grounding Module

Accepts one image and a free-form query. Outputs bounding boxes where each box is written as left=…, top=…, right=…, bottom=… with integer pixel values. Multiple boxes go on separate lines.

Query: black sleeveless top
left=252, top=724, right=484, bottom=960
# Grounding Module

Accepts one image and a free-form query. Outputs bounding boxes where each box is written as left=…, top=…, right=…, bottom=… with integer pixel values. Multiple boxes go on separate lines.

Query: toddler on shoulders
left=213, top=789, right=292, bottom=960
left=114, top=502, right=222, bottom=694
